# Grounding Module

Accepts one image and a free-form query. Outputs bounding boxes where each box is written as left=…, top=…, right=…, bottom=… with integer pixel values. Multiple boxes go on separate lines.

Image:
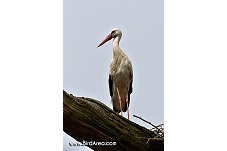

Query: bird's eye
left=111, top=30, right=116, bottom=34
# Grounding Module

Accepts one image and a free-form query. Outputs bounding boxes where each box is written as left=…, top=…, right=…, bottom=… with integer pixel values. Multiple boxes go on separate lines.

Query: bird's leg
left=126, top=90, right=130, bottom=120
left=116, top=87, right=123, bottom=116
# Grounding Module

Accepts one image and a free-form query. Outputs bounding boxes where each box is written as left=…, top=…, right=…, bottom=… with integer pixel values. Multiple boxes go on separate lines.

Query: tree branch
left=63, top=90, right=164, bottom=151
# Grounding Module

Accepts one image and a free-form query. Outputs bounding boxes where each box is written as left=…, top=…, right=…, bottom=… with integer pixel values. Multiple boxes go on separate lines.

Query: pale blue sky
left=64, top=0, right=163, bottom=150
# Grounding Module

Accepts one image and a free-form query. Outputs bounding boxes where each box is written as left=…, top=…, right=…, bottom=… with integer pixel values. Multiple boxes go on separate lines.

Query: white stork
left=97, top=28, right=133, bottom=120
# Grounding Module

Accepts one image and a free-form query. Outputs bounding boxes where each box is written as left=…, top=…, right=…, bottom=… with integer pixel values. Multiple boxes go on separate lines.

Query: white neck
left=112, top=36, right=121, bottom=56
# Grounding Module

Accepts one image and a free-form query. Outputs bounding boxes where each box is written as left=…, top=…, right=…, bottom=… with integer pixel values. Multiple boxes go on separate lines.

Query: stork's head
left=111, top=28, right=122, bottom=39
left=97, top=28, right=122, bottom=48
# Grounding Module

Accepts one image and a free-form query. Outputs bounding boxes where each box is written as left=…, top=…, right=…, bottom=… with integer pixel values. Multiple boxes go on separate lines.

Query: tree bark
left=63, top=90, right=164, bottom=151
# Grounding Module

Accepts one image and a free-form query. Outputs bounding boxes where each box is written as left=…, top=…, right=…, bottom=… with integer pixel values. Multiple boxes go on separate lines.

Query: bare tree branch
left=63, top=90, right=164, bottom=151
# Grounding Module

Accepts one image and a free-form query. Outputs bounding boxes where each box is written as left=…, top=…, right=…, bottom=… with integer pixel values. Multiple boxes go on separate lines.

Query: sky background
left=64, top=0, right=163, bottom=150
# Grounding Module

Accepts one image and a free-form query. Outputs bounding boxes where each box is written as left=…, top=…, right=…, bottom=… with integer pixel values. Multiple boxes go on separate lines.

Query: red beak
left=97, top=34, right=112, bottom=48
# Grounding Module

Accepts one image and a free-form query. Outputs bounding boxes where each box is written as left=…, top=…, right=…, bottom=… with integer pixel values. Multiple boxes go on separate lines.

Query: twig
left=133, top=115, right=164, bottom=138
left=133, top=115, right=159, bottom=130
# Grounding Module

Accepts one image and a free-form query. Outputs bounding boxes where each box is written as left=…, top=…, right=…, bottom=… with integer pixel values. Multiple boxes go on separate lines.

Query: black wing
left=123, top=80, right=133, bottom=112
left=128, top=80, right=133, bottom=94
left=128, top=80, right=133, bottom=104
left=108, top=75, right=113, bottom=97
